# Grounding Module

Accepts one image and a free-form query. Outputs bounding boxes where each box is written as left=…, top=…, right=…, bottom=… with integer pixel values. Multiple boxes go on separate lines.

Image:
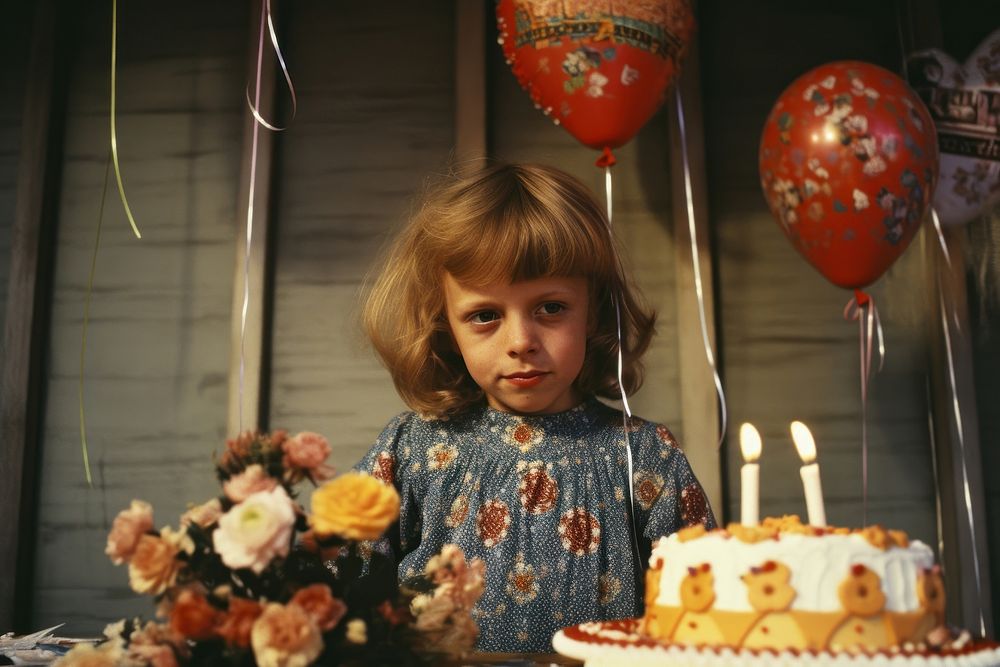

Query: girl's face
left=443, top=273, right=589, bottom=415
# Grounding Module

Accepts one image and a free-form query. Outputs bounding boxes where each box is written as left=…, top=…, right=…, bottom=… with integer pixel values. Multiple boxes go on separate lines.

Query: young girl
left=355, top=163, right=716, bottom=652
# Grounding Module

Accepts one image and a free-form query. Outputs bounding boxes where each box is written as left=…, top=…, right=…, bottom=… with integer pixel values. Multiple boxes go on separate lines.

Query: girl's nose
left=506, top=316, right=538, bottom=357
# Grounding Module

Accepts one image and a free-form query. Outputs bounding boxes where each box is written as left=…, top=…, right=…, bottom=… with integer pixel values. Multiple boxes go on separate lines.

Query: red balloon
left=496, top=0, right=695, bottom=151
left=759, top=61, right=939, bottom=290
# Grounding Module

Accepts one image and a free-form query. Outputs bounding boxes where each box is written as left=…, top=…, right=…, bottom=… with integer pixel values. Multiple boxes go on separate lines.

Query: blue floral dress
left=354, top=396, right=716, bottom=652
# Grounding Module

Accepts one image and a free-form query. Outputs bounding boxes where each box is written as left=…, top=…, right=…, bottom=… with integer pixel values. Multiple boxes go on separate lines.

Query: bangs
left=432, top=171, right=613, bottom=287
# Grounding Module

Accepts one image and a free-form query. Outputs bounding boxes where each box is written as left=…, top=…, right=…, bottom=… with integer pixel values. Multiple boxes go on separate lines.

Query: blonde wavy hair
left=362, top=162, right=656, bottom=418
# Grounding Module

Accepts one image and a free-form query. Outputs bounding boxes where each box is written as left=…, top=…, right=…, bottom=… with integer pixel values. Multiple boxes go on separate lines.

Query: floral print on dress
left=507, top=561, right=540, bottom=605
left=558, top=508, right=602, bottom=555
left=504, top=422, right=543, bottom=453
left=445, top=495, right=469, bottom=528
left=354, top=397, right=716, bottom=652
left=372, top=452, right=395, bottom=485
left=634, top=470, right=665, bottom=510
left=518, top=461, right=559, bottom=514
left=427, top=443, right=459, bottom=470
left=680, top=482, right=710, bottom=527
left=476, top=500, right=512, bottom=548
left=598, top=572, right=622, bottom=606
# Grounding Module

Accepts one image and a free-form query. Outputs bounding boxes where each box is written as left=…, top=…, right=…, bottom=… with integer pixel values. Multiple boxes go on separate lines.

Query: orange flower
left=290, top=584, right=347, bottom=632
left=180, top=498, right=222, bottom=528
left=106, top=500, right=153, bottom=565
left=169, top=588, right=220, bottom=640
left=128, top=530, right=186, bottom=595
left=250, top=603, right=322, bottom=667
left=126, top=643, right=179, bottom=667
left=310, top=472, right=400, bottom=541
left=217, top=597, right=264, bottom=648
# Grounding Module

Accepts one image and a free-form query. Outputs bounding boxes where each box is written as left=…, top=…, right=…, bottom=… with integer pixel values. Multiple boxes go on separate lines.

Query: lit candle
left=739, top=423, right=762, bottom=526
left=791, top=420, right=826, bottom=527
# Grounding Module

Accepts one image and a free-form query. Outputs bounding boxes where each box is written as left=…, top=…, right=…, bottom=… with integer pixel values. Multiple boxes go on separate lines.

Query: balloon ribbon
left=843, top=289, right=885, bottom=527
left=239, top=0, right=296, bottom=431
left=674, top=88, right=727, bottom=449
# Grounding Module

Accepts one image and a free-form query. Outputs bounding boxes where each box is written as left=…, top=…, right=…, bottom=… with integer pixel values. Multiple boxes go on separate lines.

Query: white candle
left=739, top=423, right=762, bottom=526
left=791, top=420, right=826, bottom=527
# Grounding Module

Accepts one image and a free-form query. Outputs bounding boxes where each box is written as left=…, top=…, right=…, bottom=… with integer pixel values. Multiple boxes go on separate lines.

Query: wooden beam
left=0, top=0, right=61, bottom=633
left=454, top=0, right=487, bottom=159
left=666, top=30, right=724, bottom=519
left=227, top=0, right=281, bottom=437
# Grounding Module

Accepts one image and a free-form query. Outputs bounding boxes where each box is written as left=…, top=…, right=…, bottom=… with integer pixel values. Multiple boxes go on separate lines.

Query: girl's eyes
left=538, top=302, right=565, bottom=315
left=467, top=303, right=565, bottom=324
left=470, top=311, right=499, bottom=324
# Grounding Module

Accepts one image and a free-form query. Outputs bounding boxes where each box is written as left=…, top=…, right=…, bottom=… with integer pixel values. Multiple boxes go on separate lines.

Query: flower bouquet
left=56, top=430, right=484, bottom=667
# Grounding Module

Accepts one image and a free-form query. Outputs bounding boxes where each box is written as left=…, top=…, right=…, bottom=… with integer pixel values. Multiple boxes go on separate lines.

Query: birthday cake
left=554, top=516, right=1000, bottom=665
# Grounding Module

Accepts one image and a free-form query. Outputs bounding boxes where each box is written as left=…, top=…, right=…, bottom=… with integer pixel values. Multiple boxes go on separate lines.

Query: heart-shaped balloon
left=759, top=61, right=939, bottom=290
left=496, top=0, right=695, bottom=151
left=908, top=28, right=1000, bottom=227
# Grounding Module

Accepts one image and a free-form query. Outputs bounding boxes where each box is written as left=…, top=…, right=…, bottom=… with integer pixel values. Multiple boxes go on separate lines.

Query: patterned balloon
left=759, top=61, right=939, bottom=290
left=908, top=28, right=1000, bottom=227
left=496, top=0, right=695, bottom=151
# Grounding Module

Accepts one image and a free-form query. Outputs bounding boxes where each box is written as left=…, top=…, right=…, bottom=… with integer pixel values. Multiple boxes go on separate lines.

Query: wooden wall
left=27, top=1, right=247, bottom=631
left=3, top=0, right=995, bottom=636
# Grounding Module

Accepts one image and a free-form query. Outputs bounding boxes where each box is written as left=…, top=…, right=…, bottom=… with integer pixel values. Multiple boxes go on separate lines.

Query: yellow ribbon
left=111, top=0, right=141, bottom=239
left=79, top=153, right=112, bottom=487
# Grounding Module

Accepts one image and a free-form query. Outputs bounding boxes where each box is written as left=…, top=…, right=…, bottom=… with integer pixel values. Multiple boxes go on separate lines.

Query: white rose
left=213, top=486, right=296, bottom=574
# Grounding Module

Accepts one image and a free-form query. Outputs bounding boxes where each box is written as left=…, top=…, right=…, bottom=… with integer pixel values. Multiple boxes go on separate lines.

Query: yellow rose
left=310, top=472, right=400, bottom=540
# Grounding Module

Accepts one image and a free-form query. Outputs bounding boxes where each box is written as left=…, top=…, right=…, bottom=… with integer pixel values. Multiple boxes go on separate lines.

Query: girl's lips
left=503, top=372, right=546, bottom=388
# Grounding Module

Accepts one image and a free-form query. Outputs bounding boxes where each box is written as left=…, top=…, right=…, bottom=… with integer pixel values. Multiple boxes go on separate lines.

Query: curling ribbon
left=78, top=153, right=113, bottom=486
left=110, top=0, right=141, bottom=239
left=934, top=230, right=988, bottom=638
left=246, top=0, right=297, bottom=131
left=599, top=154, right=644, bottom=610
left=843, top=290, right=886, bottom=527
left=238, top=0, right=296, bottom=431
left=674, top=88, right=727, bottom=449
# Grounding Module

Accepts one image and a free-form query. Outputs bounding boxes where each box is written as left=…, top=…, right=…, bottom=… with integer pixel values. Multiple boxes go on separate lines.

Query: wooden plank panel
left=0, top=0, right=59, bottom=633
left=455, top=0, right=486, bottom=159
left=227, top=0, right=280, bottom=436
left=29, top=1, right=246, bottom=634
left=701, top=0, right=940, bottom=546
left=267, top=1, right=456, bottom=470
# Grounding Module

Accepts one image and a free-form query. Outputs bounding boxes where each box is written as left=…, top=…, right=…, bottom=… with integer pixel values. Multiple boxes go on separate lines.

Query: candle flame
left=790, top=420, right=817, bottom=464
left=739, top=423, right=762, bottom=462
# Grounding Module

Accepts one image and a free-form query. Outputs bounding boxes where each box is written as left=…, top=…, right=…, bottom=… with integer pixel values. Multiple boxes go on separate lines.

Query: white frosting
left=650, top=531, right=934, bottom=613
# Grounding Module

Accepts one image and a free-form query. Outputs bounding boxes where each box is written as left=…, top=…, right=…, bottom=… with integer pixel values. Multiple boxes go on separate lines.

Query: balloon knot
left=854, top=289, right=871, bottom=307
left=595, top=147, right=617, bottom=168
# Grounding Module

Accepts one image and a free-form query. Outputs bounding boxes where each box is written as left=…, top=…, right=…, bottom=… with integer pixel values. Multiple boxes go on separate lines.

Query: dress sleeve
left=632, top=422, right=718, bottom=543
left=353, top=412, right=424, bottom=569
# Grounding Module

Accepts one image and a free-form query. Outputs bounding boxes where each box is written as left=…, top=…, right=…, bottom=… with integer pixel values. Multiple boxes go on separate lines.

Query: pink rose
left=106, top=500, right=154, bottom=565
left=282, top=431, right=331, bottom=470
left=223, top=464, right=279, bottom=503
left=213, top=486, right=295, bottom=574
